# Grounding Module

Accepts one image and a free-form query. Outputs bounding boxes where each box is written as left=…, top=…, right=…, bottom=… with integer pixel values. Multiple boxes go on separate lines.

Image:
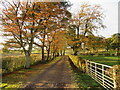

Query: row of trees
left=2, top=0, right=118, bottom=68
left=104, top=33, right=120, bottom=55
left=73, top=33, right=120, bottom=55
left=1, top=0, right=71, bottom=68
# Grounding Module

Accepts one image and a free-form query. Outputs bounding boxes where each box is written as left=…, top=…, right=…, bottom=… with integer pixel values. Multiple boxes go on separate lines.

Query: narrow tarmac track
left=24, top=56, right=78, bottom=89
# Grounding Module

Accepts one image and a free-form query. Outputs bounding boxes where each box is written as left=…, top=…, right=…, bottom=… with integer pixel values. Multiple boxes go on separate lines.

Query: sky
left=0, top=0, right=119, bottom=49
left=69, top=0, right=119, bottom=38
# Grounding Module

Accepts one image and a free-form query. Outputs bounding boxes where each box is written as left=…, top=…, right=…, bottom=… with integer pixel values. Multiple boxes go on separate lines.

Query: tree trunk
left=60, top=50, right=62, bottom=56
left=57, top=52, right=59, bottom=56
left=55, top=52, right=57, bottom=57
left=77, top=26, right=79, bottom=39
left=74, top=51, right=78, bottom=55
left=42, top=30, right=45, bottom=62
left=53, top=52, right=55, bottom=59
left=42, top=46, right=45, bottom=62
left=25, top=52, right=31, bottom=68
left=47, top=49, right=50, bottom=61
left=116, top=48, right=120, bottom=56
left=107, top=49, right=109, bottom=52
left=63, top=49, right=65, bottom=55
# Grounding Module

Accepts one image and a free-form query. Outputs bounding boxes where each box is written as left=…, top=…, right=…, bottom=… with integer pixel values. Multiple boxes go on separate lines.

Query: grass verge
left=68, top=56, right=104, bottom=89
left=1, top=56, right=61, bottom=88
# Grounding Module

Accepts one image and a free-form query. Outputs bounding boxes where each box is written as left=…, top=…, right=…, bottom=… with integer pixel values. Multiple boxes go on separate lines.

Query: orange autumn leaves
left=1, top=1, right=71, bottom=63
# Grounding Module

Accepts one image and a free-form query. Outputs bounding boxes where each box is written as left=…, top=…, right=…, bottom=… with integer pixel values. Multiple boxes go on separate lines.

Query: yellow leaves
left=79, top=13, right=86, bottom=17
left=8, top=7, right=14, bottom=11
left=24, top=26, right=29, bottom=29
left=2, top=1, right=69, bottom=52
left=34, top=12, right=41, bottom=17
left=24, top=25, right=36, bottom=29
left=81, top=3, right=91, bottom=8
left=27, top=11, right=35, bottom=15
left=90, top=16, right=97, bottom=19
left=2, top=9, right=7, bottom=14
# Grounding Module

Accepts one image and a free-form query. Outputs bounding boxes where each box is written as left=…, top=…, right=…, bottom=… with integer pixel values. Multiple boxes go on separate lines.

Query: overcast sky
left=69, top=0, right=119, bottom=38
left=0, top=0, right=119, bottom=48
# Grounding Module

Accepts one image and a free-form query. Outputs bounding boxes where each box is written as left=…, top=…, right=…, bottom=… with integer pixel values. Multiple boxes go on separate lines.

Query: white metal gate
left=86, top=60, right=116, bottom=89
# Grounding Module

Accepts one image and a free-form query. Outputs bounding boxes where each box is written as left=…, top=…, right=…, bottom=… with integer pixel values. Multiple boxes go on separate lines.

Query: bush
left=106, top=65, right=120, bottom=89
left=113, top=65, right=120, bottom=89
left=2, top=54, right=41, bottom=74
left=68, top=55, right=86, bottom=72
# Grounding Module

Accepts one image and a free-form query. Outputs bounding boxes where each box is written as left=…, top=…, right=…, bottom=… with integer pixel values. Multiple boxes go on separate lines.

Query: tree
left=111, top=33, right=120, bottom=56
left=1, top=0, right=72, bottom=67
left=104, top=38, right=112, bottom=51
left=2, top=46, right=10, bottom=53
left=67, top=3, right=105, bottom=55
left=1, top=0, right=45, bottom=68
left=85, top=35, right=105, bottom=53
left=33, top=2, right=71, bottom=61
left=51, top=30, right=68, bottom=57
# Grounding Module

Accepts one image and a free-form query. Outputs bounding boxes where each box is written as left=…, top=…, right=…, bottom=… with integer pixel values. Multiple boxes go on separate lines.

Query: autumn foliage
left=1, top=0, right=71, bottom=68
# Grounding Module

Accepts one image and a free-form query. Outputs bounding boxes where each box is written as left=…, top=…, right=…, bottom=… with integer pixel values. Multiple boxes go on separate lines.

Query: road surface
left=24, top=56, right=78, bottom=88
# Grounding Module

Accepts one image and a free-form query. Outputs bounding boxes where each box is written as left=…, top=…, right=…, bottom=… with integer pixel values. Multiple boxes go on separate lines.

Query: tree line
left=1, top=0, right=72, bottom=68
left=1, top=0, right=119, bottom=68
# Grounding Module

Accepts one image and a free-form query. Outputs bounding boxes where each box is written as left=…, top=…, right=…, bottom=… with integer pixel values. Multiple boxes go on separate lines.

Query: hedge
left=108, top=65, right=120, bottom=89
left=68, top=55, right=86, bottom=72
left=2, top=54, right=42, bottom=74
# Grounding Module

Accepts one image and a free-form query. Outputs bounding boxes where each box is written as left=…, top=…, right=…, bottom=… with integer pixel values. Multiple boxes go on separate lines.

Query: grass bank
left=1, top=56, right=61, bottom=88
left=68, top=55, right=104, bottom=89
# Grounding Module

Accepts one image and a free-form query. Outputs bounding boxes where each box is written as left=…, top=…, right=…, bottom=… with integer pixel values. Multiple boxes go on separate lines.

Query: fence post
left=95, top=63, right=97, bottom=79
left=102, top=65, right=105, bottom=87
left=113, top=68, right=117, bottom=89
left=86, top=60, right=88, bottom=74
left=90, top=61, right=92, bottom=76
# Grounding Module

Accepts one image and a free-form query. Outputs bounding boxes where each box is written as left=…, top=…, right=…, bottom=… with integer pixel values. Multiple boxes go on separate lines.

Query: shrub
left=68, top=55, right=86, bottom=72
left=2, top=54, right=41, bottom=74
left=105, top=65, right=120, bottom=89
left=113, top=65, right=120, bottom=89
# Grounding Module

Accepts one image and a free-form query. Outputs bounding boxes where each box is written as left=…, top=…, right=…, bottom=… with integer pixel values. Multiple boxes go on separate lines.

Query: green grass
left=73, top=72, right=104, bottom=89
left=68, top=55, right=104, bottom=89
left=80, top=55, right=120, bottom=66
left=97, top=50, right=120, bottom=55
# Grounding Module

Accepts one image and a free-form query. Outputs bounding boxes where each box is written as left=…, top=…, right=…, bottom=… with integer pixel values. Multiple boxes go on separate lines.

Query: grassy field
left=97, top=50, right=120, bottom=55
left=66, top=49, right=120, bottom=66
left=80, top=55, right=120, bottom=66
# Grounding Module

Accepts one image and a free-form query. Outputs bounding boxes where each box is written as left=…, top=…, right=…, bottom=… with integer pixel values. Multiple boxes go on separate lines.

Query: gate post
left=86, top=60, right=88, bottom=74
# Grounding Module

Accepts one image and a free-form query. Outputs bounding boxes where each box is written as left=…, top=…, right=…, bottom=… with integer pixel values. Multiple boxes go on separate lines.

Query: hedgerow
left=2, top=54, right=41, bottom=74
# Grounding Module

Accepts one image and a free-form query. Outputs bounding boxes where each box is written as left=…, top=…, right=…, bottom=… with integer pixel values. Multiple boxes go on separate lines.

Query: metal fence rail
left=86, top=60, right=116, bottom=89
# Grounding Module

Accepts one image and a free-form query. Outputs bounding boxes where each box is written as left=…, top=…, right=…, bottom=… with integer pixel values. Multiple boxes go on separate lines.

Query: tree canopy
left=1, top=0, right=71, bottom=68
